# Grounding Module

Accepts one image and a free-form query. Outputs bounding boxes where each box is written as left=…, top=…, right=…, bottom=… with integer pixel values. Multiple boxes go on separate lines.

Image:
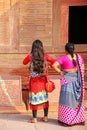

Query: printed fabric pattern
left=58, top=54, right=85, bottom=125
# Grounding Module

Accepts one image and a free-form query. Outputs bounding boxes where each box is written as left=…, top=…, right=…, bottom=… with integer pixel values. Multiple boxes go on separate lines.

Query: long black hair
left=31, top=39, right=45, bottom=73
left=65, top=42, right=77, bottom=66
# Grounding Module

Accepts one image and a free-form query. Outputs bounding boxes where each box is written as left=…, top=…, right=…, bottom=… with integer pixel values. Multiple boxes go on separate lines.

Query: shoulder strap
left=44, top=60, right=49, bottom=78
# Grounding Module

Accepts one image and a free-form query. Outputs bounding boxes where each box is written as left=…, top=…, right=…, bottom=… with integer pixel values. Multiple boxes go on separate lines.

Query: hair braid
left=65, top=42, right=77, bottom=66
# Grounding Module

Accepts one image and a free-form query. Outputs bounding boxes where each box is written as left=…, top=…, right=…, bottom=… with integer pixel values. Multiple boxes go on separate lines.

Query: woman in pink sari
left=53, top=42, right=85, bottom=126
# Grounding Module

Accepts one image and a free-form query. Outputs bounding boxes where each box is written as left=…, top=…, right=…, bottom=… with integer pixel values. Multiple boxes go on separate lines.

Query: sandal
left=28, top=118, right=37, bottom=123
left=41, top=117, right=48, bottom=122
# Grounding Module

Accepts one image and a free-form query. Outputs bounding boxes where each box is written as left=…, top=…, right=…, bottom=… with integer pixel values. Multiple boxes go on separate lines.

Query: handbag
left=45, top=63, right=55, bottom=93
left=46, top=79, right=55, bottom=93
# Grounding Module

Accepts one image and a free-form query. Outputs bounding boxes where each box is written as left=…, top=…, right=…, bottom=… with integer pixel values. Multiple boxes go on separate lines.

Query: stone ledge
left=0, top=104, right=58, bottom=114
left=0, top=101, right=87, bottom=114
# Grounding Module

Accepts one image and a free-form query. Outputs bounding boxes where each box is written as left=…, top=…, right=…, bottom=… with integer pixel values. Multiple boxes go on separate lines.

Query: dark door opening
left=69, top=6, right=87, bottom=44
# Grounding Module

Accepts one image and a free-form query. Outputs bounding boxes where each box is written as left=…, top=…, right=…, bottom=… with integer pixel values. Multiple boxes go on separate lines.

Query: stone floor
left=0, top=111, right=87, bottom=130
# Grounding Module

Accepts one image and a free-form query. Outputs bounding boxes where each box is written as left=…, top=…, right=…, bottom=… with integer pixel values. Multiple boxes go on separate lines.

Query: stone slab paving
left=0, top=111, right=87, bottom=130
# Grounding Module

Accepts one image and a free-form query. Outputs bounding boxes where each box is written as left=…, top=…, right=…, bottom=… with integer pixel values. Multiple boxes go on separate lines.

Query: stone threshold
left=0, top=100, right=87, bottom=114
left=0, top=104, right=58, bottom=114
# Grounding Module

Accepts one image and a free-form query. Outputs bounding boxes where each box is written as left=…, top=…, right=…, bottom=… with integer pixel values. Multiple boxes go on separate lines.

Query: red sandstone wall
left=0, top=0, right=87, bottom=103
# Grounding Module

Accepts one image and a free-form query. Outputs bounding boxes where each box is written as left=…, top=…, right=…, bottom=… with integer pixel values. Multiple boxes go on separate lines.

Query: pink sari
left=58, top=54, right=85, bottom=126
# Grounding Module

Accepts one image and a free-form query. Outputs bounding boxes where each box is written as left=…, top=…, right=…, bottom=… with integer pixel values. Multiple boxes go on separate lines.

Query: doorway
left=69, top=5, right=87, bottom=44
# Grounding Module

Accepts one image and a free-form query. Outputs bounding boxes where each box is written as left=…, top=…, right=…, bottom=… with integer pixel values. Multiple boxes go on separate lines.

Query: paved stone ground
left=0, top=110, right=87, bottom=130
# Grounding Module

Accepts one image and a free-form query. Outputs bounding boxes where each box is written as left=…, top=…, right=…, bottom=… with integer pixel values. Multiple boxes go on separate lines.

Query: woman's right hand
left=59, top=71, right=66, bottom=76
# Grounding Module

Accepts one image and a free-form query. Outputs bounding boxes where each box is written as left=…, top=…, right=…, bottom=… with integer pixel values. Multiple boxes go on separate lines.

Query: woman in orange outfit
left=23, top=39, right=55, bottom=123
